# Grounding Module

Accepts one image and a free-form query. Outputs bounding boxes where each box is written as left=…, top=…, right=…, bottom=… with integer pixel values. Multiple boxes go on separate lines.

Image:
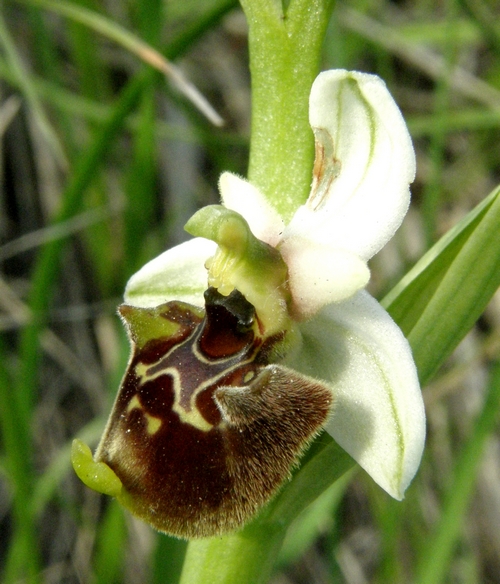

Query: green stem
left=179, top=523, right=286, bottom=584
left=241, top=0, right=335, bottom=222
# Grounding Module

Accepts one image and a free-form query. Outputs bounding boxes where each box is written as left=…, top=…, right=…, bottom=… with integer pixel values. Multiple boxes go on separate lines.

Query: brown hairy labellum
left=95, top=287, right=333, bottom=538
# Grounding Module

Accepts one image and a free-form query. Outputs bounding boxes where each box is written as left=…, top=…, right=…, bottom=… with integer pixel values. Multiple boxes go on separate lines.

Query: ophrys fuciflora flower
left=72, top=70, right=425, bottom=539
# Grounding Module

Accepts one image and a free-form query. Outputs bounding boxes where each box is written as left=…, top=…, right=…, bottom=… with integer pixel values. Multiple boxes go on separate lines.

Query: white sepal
left=284, top=70, right=415, bottom=262
left=289, top=290, right=425, bottom=499
left=124, top=237, right=216, bottom=308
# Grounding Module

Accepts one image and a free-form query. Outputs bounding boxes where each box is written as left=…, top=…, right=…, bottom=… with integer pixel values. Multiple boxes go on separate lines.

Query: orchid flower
left=72, top=70, right=425, bottom=539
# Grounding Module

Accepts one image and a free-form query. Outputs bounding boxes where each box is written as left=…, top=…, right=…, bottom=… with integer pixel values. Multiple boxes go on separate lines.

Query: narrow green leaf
left=0, top=345, right=39, bottom=582
left=152, top=535, right=188, bottom=584
left=16, top=0, right=222, bottom=125
left=414, top=361, right=500, bottom=584
left=383, top=184, right=500, bottom=385
left=408, top=108, right=500, bottom=136
left=0, top=10, right=67, bottom=168
left=92, top=501, right=127, bottom=584
left=123, top=72, right=158, bottom=275
left=66, top=0, right=112, bottom=103
left=263, top=435, right=354, bottom=527
left=277, top=469, right=354, bottom=566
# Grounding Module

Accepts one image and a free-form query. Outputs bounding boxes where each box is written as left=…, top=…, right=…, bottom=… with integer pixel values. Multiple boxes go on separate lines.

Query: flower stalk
left=179, top=523, right=286, bottom=584
left=241, top=0, right=335, bottom=221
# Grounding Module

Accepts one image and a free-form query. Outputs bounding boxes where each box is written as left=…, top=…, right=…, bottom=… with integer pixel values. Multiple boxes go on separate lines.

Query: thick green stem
left=241, top=0, right=335, bottom=222
left=179, top=523, right=286, bottom=584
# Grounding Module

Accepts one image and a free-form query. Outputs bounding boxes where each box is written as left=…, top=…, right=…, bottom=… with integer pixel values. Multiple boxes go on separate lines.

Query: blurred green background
left=1, top=0, right=500, bottom=582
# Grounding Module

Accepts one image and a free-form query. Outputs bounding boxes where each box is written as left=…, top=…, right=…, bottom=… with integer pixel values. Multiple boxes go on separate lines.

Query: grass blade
left=383, top=185, right=500, bottom=384
left=414, top=361, right=500, bottom=584
left=16, top=0, right=223, bottom=125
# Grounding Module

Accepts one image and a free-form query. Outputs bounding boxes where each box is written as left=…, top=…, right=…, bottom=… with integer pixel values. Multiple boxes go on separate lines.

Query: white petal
left=279, top=236, right=370, bottom=320
left=284, top=70, right=415, bottom=261
left=288, top=291, right=425, bottom=499
left=219, top=172, right=285, bottom=247
left=124, top=237, right=216, bottom=308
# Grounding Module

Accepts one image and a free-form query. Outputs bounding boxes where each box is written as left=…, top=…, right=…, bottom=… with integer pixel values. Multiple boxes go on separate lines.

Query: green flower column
left=179, top=2, right=334, bottom=583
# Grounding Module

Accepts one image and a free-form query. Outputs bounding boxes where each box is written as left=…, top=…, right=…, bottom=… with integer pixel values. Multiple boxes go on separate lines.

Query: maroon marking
left=96, top=288, right=333, bottom=538
left=199, top=301, right=254, bottom=358
left=142, top=329, right=257, bottom=414
left=199, top=287, right=256, bottom=358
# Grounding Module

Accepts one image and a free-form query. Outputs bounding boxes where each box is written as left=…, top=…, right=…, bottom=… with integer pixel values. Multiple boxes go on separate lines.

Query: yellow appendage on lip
left=71, top=439, right=123, bottom=497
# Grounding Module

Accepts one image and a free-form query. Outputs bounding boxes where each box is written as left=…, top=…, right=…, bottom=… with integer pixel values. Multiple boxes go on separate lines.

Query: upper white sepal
left=284, top=70, right=415, bottom=262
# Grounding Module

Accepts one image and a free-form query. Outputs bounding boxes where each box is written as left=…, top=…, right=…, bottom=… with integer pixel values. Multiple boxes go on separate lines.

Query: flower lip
left=82, top=285, right=334, bottom=539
